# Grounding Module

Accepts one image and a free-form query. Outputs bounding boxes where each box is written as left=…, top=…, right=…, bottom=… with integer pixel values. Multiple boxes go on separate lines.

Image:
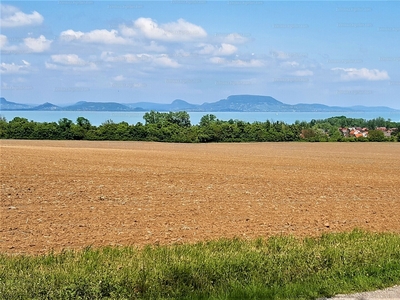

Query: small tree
left=76, top=117, right=91, bottom=130
left=368, top=130, right=385, bottom=142
left=199, top=114, right=217, bottom=127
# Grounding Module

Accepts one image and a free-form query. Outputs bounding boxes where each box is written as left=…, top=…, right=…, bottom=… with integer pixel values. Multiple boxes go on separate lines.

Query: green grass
left=1, top=229, right=400, bottom=299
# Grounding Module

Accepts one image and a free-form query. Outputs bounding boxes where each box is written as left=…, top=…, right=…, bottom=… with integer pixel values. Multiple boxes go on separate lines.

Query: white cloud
left=0, top=60, right=30, bottom=74
left=332, top=67, right=389, bottom=81
left=101, top=51, right=150, bottom=63
left=119, top=24, right=137, bottom=37
left=230, top=59, right=264, bottom=67
left=46, top=54, right=97, bottom=71
left=152, top=55, right=180, bottom=68
left=101, top=51, right=179, bottom=68
left=270, top=51, right=290, bottom=60
left=270, top=50, right=308, bottom=60
left=216, top=43, right=237, bottom=55
left=132, top=17, right=207, bottom=42
left=1, top=34, right=51, bottom=53
left=210, top=57, right=226, bottom=64
left=198, top=43, right=237, bottom=56
left=24, top=35, right=52, bottom=52
left=51, top=54, right=86, bottom=65
left=0, top=34, right=8, bottom=48
left=280, top=61, right=300, bottom=68
left=198, top=43, right=215, bottom=55
left=221, top=33, right=249, bottom=44
left=0, top=4, right=43, bottom=27
left=60, top=29, right=128, bottom=44
left=59, top=29, right=84, bottom=41
left=143, top=41, right=166, bottom=52
left=113, top=75, right=126, bottom=81
left=210, top=57, right=264, bottom=68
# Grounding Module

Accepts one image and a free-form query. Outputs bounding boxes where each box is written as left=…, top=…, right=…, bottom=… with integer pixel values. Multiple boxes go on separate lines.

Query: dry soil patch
left=1, top=140, right=399, bottom=254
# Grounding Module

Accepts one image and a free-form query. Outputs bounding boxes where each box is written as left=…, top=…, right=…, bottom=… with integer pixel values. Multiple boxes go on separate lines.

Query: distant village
left=338, top=126, right=396, bottom=138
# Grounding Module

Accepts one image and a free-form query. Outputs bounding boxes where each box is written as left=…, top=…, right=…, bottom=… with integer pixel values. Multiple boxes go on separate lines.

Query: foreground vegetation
left=1, top=230, right=400, bottom=299
left=0, top=113, right=399, bottom=142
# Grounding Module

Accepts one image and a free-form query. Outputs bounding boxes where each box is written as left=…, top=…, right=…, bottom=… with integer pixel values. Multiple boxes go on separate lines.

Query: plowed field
left=1, top=140, right=399, bottom=254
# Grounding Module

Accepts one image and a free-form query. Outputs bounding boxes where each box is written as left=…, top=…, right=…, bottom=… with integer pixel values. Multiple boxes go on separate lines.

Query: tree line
left=0, top=112, right=399, bottom=142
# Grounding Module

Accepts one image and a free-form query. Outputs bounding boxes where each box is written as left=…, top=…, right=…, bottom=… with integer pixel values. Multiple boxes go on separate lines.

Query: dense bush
left=0, top=113, right=398, bottom=143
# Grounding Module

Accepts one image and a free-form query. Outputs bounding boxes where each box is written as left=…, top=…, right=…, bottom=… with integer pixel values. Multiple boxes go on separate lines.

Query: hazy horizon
left=1, top=1, right=399, bottom=109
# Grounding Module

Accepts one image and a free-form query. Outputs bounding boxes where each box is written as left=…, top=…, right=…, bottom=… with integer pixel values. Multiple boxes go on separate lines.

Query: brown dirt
left=1, top=140, right=400, bottom=255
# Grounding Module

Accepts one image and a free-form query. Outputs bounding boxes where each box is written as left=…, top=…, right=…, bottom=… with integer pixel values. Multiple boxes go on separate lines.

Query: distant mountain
left=1, top=96, right=399, bottom=112
left=199, top=95, right=288, bottom=112
left=126, top=99, right=197, bottom=111
left=170, top=99, right=198, bottom=111
left=126, top=102, right=172, bottom=111
left=63, top=101, right=131, bottom=111
left=349, top=105, right=398, bottom=113
left=0, top=97, right=34, bottom=110
left=290, top=103, right=353, bottom=112
left=31, top=102, right=61, bottom=111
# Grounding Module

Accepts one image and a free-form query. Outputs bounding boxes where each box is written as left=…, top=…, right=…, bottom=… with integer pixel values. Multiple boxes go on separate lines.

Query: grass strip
left=1, top=229, right=400, bottom=299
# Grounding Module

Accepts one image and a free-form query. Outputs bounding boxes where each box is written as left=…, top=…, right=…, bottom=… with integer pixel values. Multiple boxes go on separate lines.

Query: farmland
left=1, top=140, right=399, bottom=255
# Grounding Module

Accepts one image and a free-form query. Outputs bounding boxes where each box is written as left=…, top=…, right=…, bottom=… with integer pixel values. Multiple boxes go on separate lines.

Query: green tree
left=0, top=116, right=8, bottom=138
left=199, top=114, right=217, bottom=127
left=57, top=118, right=74, bottom=139
left=76, top=117, right=91, bottom=130
left=96, top=120, right=119, bottom=140
left=32, top=122, right=60, bottom=139
left=368, top=130, right=385, bottom=142
left=8, top=117, right=35, bottom=139
left=143, top=111, right=166, bottom=125
left=167, top=111, right=191, bottom=127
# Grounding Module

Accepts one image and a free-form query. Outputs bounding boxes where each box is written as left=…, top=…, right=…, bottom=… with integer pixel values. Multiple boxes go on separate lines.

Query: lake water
left=1, top=110, right=399, bottom=126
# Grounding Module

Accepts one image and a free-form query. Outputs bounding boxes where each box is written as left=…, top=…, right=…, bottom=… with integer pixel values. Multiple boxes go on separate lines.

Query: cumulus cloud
left=46, top=54, right=97, bottom=71
left=113, top=75, right=126, bottom=81
left=216, top=43, right=237, bottom=55
left=101, top=51, right=150, bottom=63
left=270, top=50, right=291, bottom=60
left=1, top=34, right=52, bottom=53
left=51, top=54, right=86, bottom=65
left=0, top=34, right=8, bottom=48
left=198, top=43, right=237, bottom=56
left=122, top=18, right=207, bottom=42
left=210, top=57, right=264, bottom=68
left=332, top=67, right=389, bottom=81
left=119, top=24, right=137, bottom=37
left=270, top=50, right=308, bottom=60
left=198, top=44, right=215, bottom=55
left=152, top=55, right=180, bottom=68
left=24, top=35, right=52, bottom=52
left=220, top=33, right=249, bottom=44
left=0, top=60, right=31, bottom=74
left=60, top=29, right=128, bottom=44
left=144, top=41, right=166, bottom=52
left=280, top=61, right=300, bottom=68
left=0, top=4, right=43, bottom=27
left=101, top=51, right=179, bottom=68
left=59, top=29, right=84, bottom=41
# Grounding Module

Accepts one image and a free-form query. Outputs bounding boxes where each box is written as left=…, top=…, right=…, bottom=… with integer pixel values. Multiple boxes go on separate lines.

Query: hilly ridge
left=0, top=95, right=398, bottom=112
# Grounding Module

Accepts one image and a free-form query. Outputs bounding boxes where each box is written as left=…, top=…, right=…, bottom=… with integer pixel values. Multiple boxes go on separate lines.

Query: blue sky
left=1, top=1, right=399, bottom=108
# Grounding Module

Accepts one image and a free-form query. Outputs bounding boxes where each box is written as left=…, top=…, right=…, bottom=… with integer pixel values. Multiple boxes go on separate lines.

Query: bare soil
left=1, top=140, right=399, bottom=254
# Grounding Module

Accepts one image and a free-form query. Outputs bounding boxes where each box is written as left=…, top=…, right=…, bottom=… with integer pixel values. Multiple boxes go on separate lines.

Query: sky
left=1, top=1, right=400, bottom=108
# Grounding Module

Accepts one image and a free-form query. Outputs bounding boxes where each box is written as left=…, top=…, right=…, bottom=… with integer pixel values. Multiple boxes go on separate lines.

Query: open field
left=1, top=140, right=400, bottom=254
